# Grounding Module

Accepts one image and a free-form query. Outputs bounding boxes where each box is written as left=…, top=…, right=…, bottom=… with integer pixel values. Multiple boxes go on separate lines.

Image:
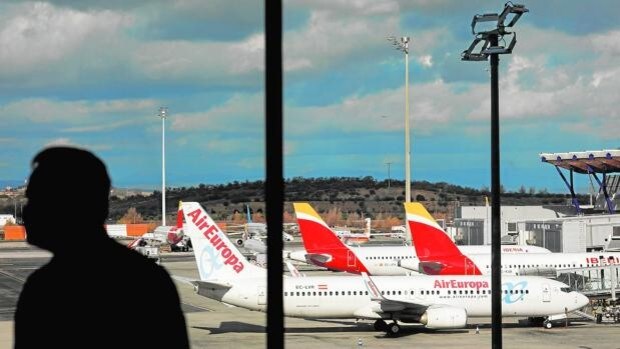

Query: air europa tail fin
left=293, top=203, right=348, bottom=252
left=182, top=201, right=263, bottom=281
left=404, top=202, right=463, bottom=258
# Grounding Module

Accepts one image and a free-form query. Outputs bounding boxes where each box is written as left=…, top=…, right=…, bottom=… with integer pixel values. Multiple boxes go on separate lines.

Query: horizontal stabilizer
left=306, top=253, right=332, bottom=265
left=171, top=274, right=195, bottom=286
left=171, top=275, right=232, bottom=289
left=195, top=280, right=233, bottom=290
left=419, top=261, right=445, bottom=275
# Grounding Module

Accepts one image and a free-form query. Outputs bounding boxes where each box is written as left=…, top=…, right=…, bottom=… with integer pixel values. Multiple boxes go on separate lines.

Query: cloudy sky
left=0, top=1, right=618, bottom=193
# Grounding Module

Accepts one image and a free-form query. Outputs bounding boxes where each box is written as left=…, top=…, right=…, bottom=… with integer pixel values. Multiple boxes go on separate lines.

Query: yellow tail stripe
left=293, top=203, right=323, bottom=221
left=404, top=202, right=435, bottom=221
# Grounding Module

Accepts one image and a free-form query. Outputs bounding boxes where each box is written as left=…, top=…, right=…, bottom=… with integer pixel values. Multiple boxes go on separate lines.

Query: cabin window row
left=485, top=264, right=580, bottom=269
left=367, top=256, right=413, bottom=260
left=284, top=291, right=370, bottom=297
left=283, top=288, right=529, bottom=297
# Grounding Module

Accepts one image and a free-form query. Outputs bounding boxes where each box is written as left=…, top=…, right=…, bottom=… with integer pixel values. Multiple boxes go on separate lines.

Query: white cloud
left=286, top=79, right=480, bottom=135
left=171, top=93, right=264, bottom=132
left=133, top=33, right=264, bottom=81
left=44, top=137, right=75, bottom=147
left=287, top=0, right=400, bottom=16
left=418, top=55, right=433, bottom=67
left=0, top=98, right=158, bottom=125
left=43, top=138, right=113, bottom=151
left=0, top=2, right=132, bottom=77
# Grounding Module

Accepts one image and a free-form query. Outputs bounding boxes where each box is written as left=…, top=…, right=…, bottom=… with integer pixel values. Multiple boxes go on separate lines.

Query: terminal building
left=452, top=149, right=620, bottom=253
left=450, top=149, right=620, bottom=301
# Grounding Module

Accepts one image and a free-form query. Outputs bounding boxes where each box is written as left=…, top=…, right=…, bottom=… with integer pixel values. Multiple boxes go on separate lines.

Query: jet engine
left=420, top=306, right=467, bottom=329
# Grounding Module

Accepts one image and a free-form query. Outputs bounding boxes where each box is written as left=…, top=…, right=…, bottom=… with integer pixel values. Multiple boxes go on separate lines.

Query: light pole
left=462, top=3, right=528, bottom=348
left=159, top=106, right=168, bottom=226
left=387, top=36, right=411, bottom=203
left=385, top=162, right=393, bottom=189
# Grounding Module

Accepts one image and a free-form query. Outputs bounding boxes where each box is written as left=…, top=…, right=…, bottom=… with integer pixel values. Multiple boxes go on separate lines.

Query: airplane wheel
left=386, top=322, right=401, bottom=336
left=373, top=319, right=387, bottom=331
left=544, top=321, right=552, bottom=329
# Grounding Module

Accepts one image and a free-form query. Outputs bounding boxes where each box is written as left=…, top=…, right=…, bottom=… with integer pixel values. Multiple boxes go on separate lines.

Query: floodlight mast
left=386, top=36, right=412, bottom=203
left=159, top=106, right=168, bottom=226
left=461, top=3, right=528, bottom=349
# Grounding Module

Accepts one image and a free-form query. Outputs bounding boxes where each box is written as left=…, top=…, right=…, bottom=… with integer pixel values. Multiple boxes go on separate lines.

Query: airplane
left=288, top=202, right=551, bottom=276
left=127, top=202, right=189, bottom=251
left=177, top=201, right=589, bottom=334
left=399, top=202, right=620, bottom=276
left=332, top=218, right=372, bottom=245
left=230, top=204, right=294, bottom=249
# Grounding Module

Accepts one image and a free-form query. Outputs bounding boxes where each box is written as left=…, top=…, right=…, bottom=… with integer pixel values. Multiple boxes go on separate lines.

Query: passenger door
left=257, top=286, right=267, bottom=305
left=542, top=283, right=550, bottom=302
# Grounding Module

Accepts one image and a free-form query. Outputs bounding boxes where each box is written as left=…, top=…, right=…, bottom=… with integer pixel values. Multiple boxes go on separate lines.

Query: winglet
left=285, top=261, right=304, bottom=277
left=361, top=272, right=383, bottom=301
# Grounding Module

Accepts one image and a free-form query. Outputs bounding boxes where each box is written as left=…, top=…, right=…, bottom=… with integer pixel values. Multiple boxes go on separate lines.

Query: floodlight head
left=498, top=2, right=528, bottom=29
left=461, top=37, right=490, bottom=61
left=463, top=2, right=527, bottom=62
left=158, top=106, right=168, bottom=119
left=471, top=2, right=528, bottom=35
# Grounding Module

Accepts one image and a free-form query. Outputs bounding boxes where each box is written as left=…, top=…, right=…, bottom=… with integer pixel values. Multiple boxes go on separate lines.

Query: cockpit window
left=560, top=287, right=571, bottom=293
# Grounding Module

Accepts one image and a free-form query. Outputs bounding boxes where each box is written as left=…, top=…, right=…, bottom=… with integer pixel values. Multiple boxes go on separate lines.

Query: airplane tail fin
left=166, top=201, right=185, bottom=245
left=246, top=204, right=252, bottom=224
left=404, top=202, right=463, bottom=258
left=182, top=201, right=263, bottom=281
left=405, top=202, right=482, bottom=275
left=293, top=203, right=348, bottom=252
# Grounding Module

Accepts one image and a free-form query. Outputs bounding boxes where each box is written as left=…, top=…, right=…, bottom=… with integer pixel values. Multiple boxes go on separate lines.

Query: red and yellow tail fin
left=293, top=203, right=347, bottom=252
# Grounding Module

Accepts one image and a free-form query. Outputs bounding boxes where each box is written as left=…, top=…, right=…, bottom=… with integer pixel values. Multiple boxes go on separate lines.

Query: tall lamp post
left=387, top=36, right=411, bottom=203
left=159, top=106, right=168, bottom=226
left=461, top=3, right=528, bottom=348
left=385, top=162, right=393, bottom=189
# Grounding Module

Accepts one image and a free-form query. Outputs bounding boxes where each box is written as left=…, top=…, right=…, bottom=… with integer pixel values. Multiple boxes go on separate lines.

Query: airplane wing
left=360, top=272, right=429, bottom=314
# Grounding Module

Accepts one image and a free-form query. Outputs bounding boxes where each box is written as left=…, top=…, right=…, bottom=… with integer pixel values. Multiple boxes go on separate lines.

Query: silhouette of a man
left=15, top=147, right=189, bottom=348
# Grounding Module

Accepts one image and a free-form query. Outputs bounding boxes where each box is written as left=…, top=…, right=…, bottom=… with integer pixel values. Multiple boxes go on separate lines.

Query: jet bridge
left=558, top=264, right=619, bottom=300
left=540, top=150, right=620, bottom=214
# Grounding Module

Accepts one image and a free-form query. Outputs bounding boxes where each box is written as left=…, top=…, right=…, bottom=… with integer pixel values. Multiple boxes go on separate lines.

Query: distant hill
left=103, top=177, right=581, bottom=227
left=0, top=177, right=581, bottom=228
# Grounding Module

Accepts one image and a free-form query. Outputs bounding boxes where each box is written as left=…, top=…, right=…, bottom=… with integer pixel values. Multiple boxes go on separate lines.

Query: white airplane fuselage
left=289, top=246, right=620, bottom=276
left=201, top=275, right=587, bottom=320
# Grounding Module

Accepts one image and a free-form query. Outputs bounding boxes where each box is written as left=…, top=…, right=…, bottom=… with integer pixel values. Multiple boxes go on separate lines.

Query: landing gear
left=373, top=319, right=387, bottom=331
left=543, top=320, right=553, bottom=329
left=386, top=322, right=401, bottom=336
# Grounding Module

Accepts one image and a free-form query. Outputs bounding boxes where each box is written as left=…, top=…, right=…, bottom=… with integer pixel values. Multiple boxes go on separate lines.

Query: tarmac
left=1, top=241, right=620, bottom=348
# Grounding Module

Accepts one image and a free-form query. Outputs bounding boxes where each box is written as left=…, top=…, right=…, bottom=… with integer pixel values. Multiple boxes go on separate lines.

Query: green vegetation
left=99, top=177, right=582, bottom=225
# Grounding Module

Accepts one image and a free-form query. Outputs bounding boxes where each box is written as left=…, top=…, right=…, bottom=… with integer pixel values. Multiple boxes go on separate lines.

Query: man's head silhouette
left=23, top=147, right=111, bottom=253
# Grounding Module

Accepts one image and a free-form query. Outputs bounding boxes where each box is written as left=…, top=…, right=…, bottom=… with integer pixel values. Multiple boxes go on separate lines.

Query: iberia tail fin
left=404, top=202, right=482, bottom=275
left=293, top=203, right=348, bottom=252
left=404, top=202, right=462, bottom=258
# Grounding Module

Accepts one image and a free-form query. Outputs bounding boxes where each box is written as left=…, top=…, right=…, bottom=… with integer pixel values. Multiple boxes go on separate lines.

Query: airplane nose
left=575, top=292, right=589, bottom=309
